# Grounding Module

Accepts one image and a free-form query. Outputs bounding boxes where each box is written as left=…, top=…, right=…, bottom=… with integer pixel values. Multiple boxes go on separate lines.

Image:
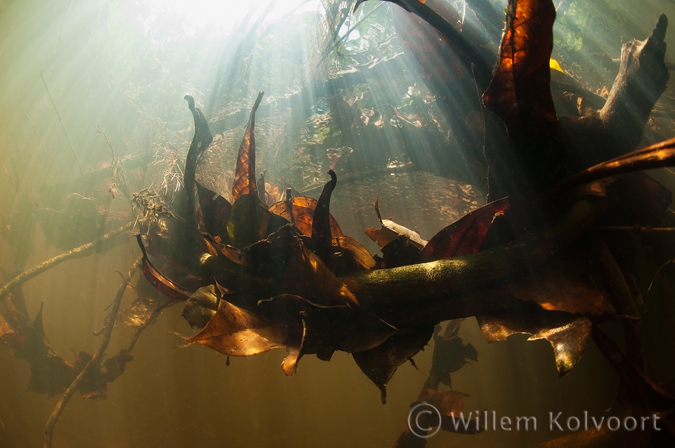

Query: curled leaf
left=312, top=170, right=338, bottom=264
left=232, top=91, right=264, bottom=203
left=185, top=286, right=292, bottom=357
left=196, top=181, right=231, bottom=242
left=365, top=197, right=427, bottom=249
left=269, top=196, right=343, bottom=238
left=184, top=95, right=213, bottom=223
left=353, top=325, right=433, bottom=403
left=482, top=0, right=558, bottom=139
left=225, top=193, right=289, bottom=249
left=477, top=303, right=592, bottom=374
left=137, top=235, right=194, bottom=303
left=421, top=198, right=510, bottom=261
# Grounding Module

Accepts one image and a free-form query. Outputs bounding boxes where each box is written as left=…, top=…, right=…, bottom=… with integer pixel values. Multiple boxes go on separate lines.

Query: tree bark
left=559, top=15, right=669, bottom=170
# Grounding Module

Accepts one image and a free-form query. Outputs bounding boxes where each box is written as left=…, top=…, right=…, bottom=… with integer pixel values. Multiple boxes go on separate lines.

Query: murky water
left=2, top=1, right=675, bottom=447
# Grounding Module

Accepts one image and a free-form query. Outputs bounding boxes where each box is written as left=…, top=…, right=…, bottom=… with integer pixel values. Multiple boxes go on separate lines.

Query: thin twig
left=316, top=3, right=385, bottom=68
left=0, top=222, right=133, bottom=302
left=26, top=114, right=49, bottom=158
left=644, top=259, right=675, bottom=298
left=43, top=258, right=141, bottom=448
left=40, top=70, right=84, bottom=176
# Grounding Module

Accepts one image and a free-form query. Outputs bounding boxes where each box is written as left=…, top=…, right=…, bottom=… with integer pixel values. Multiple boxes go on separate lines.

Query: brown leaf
left=418, top=388, right=469, bottom=419
left=257, top=294, right=397, bottom=362
left=0, top=313, right=12, bottom=341
left=501, top=244, right=614, bottom=317
left=137, top=235, right=194, bottom=303
left=332, top=235, right=376, bottom=272
left=232, top=91, right=264, bottom=203
left=366, top=197, right=427, bottom=250
left=184, top=95, right=214, bottom=223
left=269, top=196, right=343, bottom=238
left=312, top=170, right=338, bottom=264
left=196, top=181, right=231, bottom=241
left=421, top=198, right=510, bottom=261
left=245, top=225, right=359, bottom=307
left=482, top=0, right=558, bottom=139
left=477, top=303, right=592, bottom=374
left=185, top=286, right=292, bottom=357
left=353, top=325, right=434, bottom=403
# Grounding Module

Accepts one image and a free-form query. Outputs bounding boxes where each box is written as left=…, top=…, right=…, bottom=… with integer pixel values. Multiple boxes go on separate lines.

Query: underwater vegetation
left=2, top=0, right=675, bottom=447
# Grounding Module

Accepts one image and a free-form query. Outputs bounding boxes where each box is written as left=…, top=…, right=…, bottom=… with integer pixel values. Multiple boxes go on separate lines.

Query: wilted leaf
left=184, top=95, right=214, bottom=222
left=232, top=91, right=264, bottom=203
left=477, top=303, right=592, bottom=374
left=196, top=181, right=231, bottom=241
left=225, top=193, right=288, bottom=249
left=27, top=353, right=77, bottom=397
left=365, top=197, right=427, bottom=250
left=0, top=312, right=12, bottom=340
left=421, top=198, right=510, bottom=261
left=257, top=294, right=397, bottom=363
left=482, top=0, right=558, bottom=139
left=312, top=170, right=338, bottom=265
left=353, top=325, right=434, bottom=403
left=182, top=285, right=219, bottom=330
left=269, top=196, right=342, bottom=238
left=332, top=235, right=376, bottom=273
left=244, top=225, right=359, bottom=307
left=185, top=286, right=292, bottom=357
left=138, top=235, right=194, bottom=303
left=418, top=388, right=469, bottom=419
left=429, top=327, right=478, bottom=389
left=501, top=244, right=614, bottom=317
left=378, top=235, right=423, bottom=269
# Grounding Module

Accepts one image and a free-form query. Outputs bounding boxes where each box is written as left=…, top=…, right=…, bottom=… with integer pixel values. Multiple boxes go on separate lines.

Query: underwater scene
left=1, top=0, right=675, bottom=446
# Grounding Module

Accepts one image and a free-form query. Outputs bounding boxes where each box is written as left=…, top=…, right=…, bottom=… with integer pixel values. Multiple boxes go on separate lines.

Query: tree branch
left=0, top=222, right=133, bottom=302
left=43, top=258, right=141, bottom=448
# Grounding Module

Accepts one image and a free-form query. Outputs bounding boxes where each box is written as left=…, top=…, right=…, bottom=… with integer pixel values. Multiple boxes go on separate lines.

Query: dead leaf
left=232, top=91, right=264, bottom=203
left=269, top=196, right=343, bottom=238
left=477, top=303, right=592, bottom=374
left=353, top=325, right=434, bottom=403
left=244, top=225, right=359, bottom=307
left=138, top=235, right=194, bottom=303
left=184, top=95, right=214, bottom=223
left=332, top=235, right=376, bottom=273
left=366, top=197, right=428, bottom=249
left=257, top=294, right=397, bottom=362
left=196, top=181, right=231, bottom=241
left=482, top=0, right=558, bottom=139
left=501, top=243, right=614, bottom=316
left=185, top=286, right=292, bottom=357
left=421, top=198, right=510, bottom=261
left=312, top=170, right=338, bottom=265
left=225, top=193, right=289, bottom=249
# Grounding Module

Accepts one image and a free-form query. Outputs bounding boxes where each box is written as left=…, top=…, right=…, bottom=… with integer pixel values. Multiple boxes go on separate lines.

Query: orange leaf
left=482, top=0, right=557, bottom=139
left=185, top=286, right=291, bottom=357
left=269, top=196, right=342, bottom=238
left=232, top=91, right=264, bottom=203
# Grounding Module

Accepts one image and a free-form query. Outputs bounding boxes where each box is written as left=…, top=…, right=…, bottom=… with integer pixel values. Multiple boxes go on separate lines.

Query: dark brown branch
left=43, top=258, right=141, bottom=448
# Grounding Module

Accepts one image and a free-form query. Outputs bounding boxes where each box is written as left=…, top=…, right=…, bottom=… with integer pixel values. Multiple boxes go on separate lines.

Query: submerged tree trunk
left=559, top=14, right=669, bottom=170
